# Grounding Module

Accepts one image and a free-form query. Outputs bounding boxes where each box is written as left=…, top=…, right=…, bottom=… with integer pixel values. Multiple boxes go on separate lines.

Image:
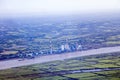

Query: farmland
left=0, top=52, right=120, bottom=80
left=0, top=14, right=120, bottom=60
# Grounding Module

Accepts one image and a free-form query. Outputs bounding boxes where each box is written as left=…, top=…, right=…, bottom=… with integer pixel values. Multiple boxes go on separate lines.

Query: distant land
left=0, top=12, right=120, bottom=60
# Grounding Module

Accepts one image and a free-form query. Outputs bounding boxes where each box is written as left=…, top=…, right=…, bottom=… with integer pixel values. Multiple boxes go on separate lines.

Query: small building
left=64, top=43, right=70, bottom=51
left=60, top=43, right=70, bottom=51
left=76, top=44, right=82, bottom=50
left=61, top=45, right=65, bottom=51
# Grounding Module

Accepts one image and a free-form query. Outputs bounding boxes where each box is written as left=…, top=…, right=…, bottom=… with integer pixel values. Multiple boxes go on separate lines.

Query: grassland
left=0, top=52, right=120, bottom=80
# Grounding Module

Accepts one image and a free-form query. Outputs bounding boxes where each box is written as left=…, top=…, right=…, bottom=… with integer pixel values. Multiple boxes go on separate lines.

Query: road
left=0, top=46, right=120, bottom=70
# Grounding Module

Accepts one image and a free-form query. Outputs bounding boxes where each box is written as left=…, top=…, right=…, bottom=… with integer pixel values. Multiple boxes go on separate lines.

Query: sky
left=0, top=0, right=120, bottom=17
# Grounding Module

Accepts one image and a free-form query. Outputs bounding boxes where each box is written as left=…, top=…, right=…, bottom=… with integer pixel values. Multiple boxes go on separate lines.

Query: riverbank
left=0, top=46, right=120, bottom=70
left=0, top=51, right=120, bottom=80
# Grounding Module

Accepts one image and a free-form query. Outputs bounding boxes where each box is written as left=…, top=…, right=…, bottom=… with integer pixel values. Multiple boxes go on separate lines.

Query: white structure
left=64, top=43, right=70, bottom=51
left=61, top=45, right=65, bottom=51
left=61, top=43, right=70, bottom=51
left=77, top=44, right=82, bottom=50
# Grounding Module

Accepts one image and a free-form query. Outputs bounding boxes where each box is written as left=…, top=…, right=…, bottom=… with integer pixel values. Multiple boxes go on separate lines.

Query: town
left=0, top=38, right=82, bottom=60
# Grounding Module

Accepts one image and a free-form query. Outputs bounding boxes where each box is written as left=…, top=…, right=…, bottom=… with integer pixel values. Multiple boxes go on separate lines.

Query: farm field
left=0, top=52, right=120, bottom=80
left=0, top=15, right=120, bottom=60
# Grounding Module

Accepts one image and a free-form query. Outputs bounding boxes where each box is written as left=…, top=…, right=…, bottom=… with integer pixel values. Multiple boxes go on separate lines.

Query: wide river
left=0, top=46, right=120, bottom=70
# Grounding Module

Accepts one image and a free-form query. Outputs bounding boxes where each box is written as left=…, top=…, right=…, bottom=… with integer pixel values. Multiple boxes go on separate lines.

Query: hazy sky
left=0, top=0, right=120, bottom=17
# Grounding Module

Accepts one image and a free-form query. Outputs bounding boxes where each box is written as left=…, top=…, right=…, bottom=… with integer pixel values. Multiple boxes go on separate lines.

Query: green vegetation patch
left=0, top=52, right=120, bottom=80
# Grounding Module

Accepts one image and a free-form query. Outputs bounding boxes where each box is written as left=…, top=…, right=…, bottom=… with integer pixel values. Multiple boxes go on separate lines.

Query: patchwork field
left=0, top=16, right=120, bottom=58
left=0, top=52, right=120, bottom=80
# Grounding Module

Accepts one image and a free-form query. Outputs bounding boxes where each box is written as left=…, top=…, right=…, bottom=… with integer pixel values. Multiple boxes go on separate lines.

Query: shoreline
left=0, top=46, right=120, bottom=70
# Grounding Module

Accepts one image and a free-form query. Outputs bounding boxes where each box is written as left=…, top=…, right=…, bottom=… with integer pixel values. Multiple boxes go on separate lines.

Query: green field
left=0, top=52, right=120, bottom=80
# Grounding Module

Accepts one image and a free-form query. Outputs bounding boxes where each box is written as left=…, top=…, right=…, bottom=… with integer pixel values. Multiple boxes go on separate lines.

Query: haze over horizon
left=0, top=0, right=120, bottom=17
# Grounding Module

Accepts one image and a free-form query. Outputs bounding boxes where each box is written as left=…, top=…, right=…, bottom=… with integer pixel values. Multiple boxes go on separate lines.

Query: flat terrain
left=0, top=49, right=120, bottom=80
left=0, top=16, right=120, bottom=56
left=0, top=13, right=120, bottom=80
left=0, top=46, right=120, bottom=70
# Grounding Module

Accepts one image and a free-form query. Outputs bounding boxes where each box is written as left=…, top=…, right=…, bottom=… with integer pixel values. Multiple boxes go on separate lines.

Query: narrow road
left=0, top=46, right=120, bottom=70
